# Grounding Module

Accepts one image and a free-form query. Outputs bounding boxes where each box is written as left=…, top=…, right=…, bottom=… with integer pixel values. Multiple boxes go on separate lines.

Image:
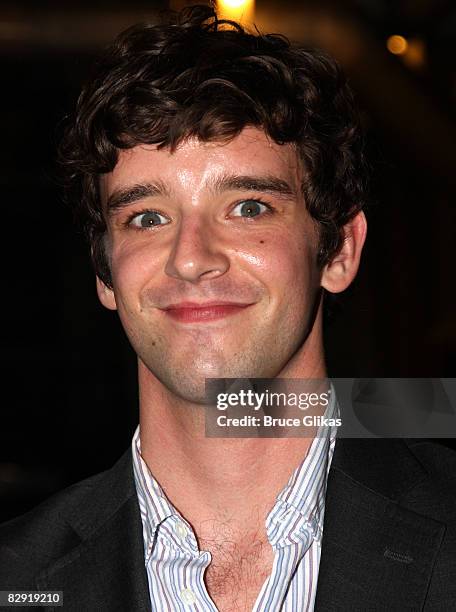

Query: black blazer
left=1, top=439, right=456, bottom=611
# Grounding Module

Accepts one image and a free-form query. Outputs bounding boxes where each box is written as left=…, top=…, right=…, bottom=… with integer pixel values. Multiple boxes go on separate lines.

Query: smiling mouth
left=162, top=301, right=254, bottom=323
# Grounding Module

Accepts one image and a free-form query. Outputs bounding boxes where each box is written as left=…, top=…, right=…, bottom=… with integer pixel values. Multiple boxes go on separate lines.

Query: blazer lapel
left=36, top=450, right=150, bottom=612
left=315, top=439, right=446, bottom=611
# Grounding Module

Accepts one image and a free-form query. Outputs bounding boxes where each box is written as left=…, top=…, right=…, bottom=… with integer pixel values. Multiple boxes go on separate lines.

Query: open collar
left=36, top=438, right=446, bottom=611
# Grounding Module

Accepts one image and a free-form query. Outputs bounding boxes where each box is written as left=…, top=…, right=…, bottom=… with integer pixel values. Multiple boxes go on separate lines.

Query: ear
left=321, top=211, right=367, bottom=293
left=96, top=276, right=117, bottom=310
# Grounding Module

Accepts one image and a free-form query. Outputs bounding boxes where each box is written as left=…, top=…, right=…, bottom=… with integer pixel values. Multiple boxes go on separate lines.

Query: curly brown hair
left=59, top=4, right=368, bottom=288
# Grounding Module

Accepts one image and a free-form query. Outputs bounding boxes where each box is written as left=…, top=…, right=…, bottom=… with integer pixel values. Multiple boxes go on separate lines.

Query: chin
left=162, top=374, right=211, bottom=405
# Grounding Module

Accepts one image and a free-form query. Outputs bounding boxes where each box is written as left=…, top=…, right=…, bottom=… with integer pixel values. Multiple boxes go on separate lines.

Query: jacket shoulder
left=405, top=439, right=456, bottom=482
left=0, top=467, right=110, bottom=589
left=401, top=439, right=456, bottom=514
left=402, top=441, right=456, bottom=608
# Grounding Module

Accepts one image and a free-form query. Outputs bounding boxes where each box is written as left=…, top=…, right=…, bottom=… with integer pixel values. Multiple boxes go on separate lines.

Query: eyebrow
left=105, top=173, right=296, bottom=216
left=209, top=173, right=297, bottom=199
left=106, top=181, right=170, bottom=216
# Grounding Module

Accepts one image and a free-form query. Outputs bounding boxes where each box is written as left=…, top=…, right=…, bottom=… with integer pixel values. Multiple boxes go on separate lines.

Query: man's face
left=99, top=127, right=323, bottom=403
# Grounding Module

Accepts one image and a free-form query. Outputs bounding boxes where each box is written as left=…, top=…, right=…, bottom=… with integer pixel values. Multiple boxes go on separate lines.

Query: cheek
left=110, top=240, right=161, bottom=305
left=236, top=234, right=315, bottom=288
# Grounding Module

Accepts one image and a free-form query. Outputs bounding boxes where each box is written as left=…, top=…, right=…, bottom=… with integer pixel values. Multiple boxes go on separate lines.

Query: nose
left=164, top=216, right=230, bottom=283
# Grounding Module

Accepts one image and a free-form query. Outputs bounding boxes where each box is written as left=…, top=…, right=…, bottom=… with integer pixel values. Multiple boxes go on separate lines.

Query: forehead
left=100, top=127, right=303, bottom=201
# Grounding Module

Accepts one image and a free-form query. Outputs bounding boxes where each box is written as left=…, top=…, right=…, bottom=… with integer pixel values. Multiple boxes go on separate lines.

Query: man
left=1, top=5, right=455, bottom=611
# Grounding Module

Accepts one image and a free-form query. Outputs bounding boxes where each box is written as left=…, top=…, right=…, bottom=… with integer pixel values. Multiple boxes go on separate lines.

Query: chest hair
left=197, top=520, right=274, bottom=611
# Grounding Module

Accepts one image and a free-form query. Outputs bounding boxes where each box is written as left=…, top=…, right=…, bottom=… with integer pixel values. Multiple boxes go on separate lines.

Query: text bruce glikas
left=216, top=389, right=331, bottom=411
left=213, top=388, right=342, bottom=429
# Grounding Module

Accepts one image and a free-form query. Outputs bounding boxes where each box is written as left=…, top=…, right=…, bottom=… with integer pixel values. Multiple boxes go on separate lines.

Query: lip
left=162, top=301, right=254, bottom=323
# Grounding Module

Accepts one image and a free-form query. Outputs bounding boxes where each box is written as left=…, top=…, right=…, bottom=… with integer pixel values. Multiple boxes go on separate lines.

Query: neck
left=137, top=307, right=327, bottom=537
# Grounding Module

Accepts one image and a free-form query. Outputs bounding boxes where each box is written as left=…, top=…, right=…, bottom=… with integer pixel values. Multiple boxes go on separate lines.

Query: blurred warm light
left=387, top=35, right=408, bottom=55
left=386, top=34, right=426, bottom=70
left=403, top=38, right=426, bottom=70
left=217, top=0, right=255, bottom=25
left=221, top=0, right=247, bottom=7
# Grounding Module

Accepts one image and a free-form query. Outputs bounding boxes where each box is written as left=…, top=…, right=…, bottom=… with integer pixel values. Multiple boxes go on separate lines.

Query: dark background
left=0, top=0, right=455, bottom=522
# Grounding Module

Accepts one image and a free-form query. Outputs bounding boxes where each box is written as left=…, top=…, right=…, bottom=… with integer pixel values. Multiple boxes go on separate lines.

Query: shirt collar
left=265, top=388, right=338, bottom=547
left=132, top=428, right=180, bottom=561
left=132, top=384, right=338, bottom=560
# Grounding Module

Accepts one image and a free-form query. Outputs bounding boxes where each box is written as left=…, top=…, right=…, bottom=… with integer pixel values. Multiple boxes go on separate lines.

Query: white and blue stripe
left=132, top=392, right=338, bottom=611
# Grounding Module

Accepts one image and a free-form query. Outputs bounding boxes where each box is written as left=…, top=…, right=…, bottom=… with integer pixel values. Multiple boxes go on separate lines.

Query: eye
left=231, top=200, right=270, bottom=218
left=129, top=210, right=170, bottom=229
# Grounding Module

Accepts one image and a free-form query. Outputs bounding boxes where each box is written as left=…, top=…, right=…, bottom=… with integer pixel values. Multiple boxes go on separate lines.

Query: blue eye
left=232, top=200, right=269, bottom=218
left=129, top=211, right=169, bottom=228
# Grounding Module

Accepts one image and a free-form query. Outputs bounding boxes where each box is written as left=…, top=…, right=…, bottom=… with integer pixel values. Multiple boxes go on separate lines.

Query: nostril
left=200, top=269, right=224, bottom=279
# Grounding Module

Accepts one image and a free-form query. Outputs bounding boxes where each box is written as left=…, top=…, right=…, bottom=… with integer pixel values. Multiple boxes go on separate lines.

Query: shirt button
left=180, top=588, right=196, bottom=605
left=176, top=522, right=188, bottom=540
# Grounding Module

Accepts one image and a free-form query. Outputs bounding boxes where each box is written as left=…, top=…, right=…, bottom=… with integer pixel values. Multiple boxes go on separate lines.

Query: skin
left=97, top=126, right=367, bottom=606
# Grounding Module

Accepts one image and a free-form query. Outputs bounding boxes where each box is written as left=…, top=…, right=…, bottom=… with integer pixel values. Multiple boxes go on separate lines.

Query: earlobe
left=96, top=276, right=117, bottom=310
left=321, top=211, right=367, bottom=294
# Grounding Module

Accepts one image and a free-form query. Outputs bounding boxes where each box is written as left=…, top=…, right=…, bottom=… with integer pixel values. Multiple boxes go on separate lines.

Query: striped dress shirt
left=132, top=394, right=338, bottom=611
